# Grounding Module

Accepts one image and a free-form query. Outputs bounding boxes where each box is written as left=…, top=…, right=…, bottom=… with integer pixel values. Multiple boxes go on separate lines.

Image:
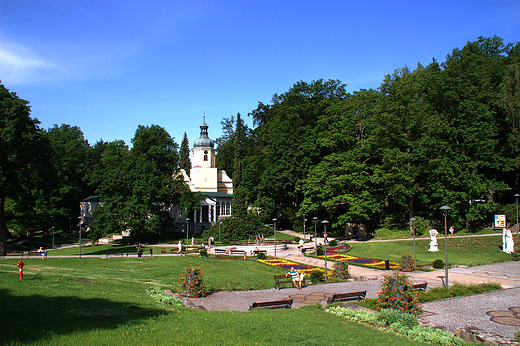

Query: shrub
left=177, top=266, right=206, bottom=298
left=399, top=254, right=415, bottom=272
left=328, top=239, right=338, bottom=246
left=432, top=259, right=444, bottom=269
left=332, top=261, right=350, bottom=280
left=310, top=270, right=324, bottom=283
left=376, top=272, right=422, bottom=315
left=294, top=236, right=300, bottom=242
left=256, top=252, right=266, bottom=260
left=317, top=246, right=324, bottom=256
left=377, top=308, right=419, bottom=329
left=199, top=249, right=208, bottom=257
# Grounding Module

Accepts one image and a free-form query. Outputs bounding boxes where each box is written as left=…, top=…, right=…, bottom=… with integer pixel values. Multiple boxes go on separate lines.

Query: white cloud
left=0, top=42, right=59, bottom=85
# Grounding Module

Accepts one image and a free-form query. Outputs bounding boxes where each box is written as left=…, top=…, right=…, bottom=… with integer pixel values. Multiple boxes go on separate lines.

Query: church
left=178, top=120, right=233, bottom=233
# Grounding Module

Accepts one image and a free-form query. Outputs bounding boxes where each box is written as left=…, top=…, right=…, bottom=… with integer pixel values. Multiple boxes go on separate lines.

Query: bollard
left=385, top=260, right=390, bottom=270
left=17, top=261, right=24, bottom=280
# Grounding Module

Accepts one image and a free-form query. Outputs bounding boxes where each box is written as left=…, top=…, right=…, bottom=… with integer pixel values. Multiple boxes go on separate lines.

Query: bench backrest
left=251, top=299, right=293, bottom=308
left=274, top=274, right=289, bottom=280
left=331, top=291, right=366, bottom=301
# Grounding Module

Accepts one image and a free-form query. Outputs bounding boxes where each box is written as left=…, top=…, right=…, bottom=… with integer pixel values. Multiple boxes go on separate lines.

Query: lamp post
left=410, top=217, right=416, bottom=268
left=218, top=220, right=222, bottom=244
left=185, top=218, right=190, bottom=256
left=273, top=218, right=277, bottom=259
left=313, top=217, right=318, bottom=256
left=440, top=206, right=451, bottom=287
left=78, top=216, right=83, bottom=259
left=321, top=220, right=329, bottom=281
left=303, top=213, right=306, bottom=241
left=515, top=194, right=520, bottom=235
left=52, top=226, right=55, bottom=250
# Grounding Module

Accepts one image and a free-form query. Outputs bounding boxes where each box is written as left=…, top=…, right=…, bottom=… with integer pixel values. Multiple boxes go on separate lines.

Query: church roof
left=193, top=121, right=215, bottom=149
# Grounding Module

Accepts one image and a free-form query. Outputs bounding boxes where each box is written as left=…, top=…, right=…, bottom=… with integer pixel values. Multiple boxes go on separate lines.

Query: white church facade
left=178, top=120, right=233, bottom=232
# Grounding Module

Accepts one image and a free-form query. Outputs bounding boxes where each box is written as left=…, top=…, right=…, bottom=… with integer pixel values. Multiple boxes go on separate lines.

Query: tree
left=249, top=79, right=347, bottom=225
left=0, top=84, right=50, bottom=255
left=179, top=132, right=191, bottom=176
left=43, top=124, right=92, bottom=230
left=232, top=113, right=248, bottom=217
left=215, top=116, right=236, bottom=177
left=91, top=125, right=184, bottom=240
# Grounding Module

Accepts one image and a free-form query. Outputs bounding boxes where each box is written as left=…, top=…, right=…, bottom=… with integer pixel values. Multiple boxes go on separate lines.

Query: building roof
left=193, top=121, right=215, bottom=149
left=81, top=195, right=101, bottom=202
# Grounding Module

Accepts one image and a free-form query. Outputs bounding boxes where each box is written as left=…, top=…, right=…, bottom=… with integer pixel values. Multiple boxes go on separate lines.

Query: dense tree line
left=217, top=36, right=520, bottom=235
left=0, top=89, right=191, bottom=253
left=2, top=35, right=520, bottom=253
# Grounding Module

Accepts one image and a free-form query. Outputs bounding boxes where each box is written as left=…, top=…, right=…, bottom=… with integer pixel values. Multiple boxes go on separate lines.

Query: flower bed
left=323, top=253, right=400, bottom=270
left=257, top=258, right=332, bottom=276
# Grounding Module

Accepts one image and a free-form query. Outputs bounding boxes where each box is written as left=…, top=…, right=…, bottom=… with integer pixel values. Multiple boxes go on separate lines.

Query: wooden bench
left=106, top=251, right=129, bottom=258
left=274, top=274, right=308, bottom=289
left=280, top=239, right=292, bottom=244
left=229, top=250, right=246, bottom=256
left=412, top=282, right=428, bottom=291
left=327, top=290, right=367, bottom=303
left=512, top=252, right=520, bottom=261
left=251, top=249, right=267, bottom=256
left=249, top=298, right=293, bottom=310
left=302, top=247, right=314, bottom=254
left=214, top=249, right=228, bottom=255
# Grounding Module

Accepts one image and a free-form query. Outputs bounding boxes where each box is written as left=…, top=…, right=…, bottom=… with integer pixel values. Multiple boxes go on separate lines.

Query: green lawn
left=0, top=257, right=428, bottom=346
left=347, top=235, right=517, bottom=267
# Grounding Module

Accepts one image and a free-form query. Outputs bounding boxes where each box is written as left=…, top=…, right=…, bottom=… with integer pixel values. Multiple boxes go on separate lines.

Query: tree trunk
left=0, top=189, right=7, bottom=256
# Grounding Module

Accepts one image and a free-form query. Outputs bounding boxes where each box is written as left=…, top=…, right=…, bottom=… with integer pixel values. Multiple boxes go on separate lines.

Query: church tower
left=176, top=119, right=233, bottom=230
left=190, top=120, right=218, bottom=192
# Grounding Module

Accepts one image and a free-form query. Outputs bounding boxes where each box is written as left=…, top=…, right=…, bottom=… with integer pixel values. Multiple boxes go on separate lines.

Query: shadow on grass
left=0, top=288, right=166, bottom=345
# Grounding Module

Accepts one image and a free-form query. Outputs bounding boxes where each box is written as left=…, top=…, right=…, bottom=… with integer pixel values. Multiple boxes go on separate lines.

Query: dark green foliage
left=417, top=282, right=501, bottom=303
left=179, top=132, right=191, bottom=176
left=328, top=239, right=337, bottom=246
left=257, top=252, right=266, bottom=260
left=432, top=259, right=444, bottom=269
left=201, top=213, right=266, bottom=242
left=199, top=249, right=208, bottom=257
left=0, top=84, right=53, bottom=255
left=91, top=125, right=183, bottom=240
left=316, top=246, right=324, bottom=256
left=310, top=270, right=324, bottom=283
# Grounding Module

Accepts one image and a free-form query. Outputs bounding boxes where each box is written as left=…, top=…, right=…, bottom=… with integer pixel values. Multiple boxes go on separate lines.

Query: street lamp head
left=186, top=218, right=190, bottom=222
left=272, top=218, right=277, bottom=222
left=439, top=206, right=451, bottom=210
left=515, top=194, right=520, bottom=198
left=321, top=220, right=329, bottom=225
left=410, top=217, right=416, bottom=222
left=313, top=217, right=318, bottom=221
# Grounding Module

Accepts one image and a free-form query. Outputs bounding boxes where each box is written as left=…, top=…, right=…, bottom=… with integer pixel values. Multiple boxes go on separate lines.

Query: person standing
left=177, top=241, right=182, bottom=254
left=136, top=243, right=143, bottom=257
left=449, top=226, right=454, bottom=238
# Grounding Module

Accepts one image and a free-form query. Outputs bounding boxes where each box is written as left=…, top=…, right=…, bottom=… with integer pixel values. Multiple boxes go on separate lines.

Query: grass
left=346, top=235, right=517, bottom=267
left=0, top=257, right=428, bottom=346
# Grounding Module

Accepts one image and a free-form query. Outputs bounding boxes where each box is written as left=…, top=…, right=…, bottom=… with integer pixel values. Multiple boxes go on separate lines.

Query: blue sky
left=1, top=0, right=519, bottom=148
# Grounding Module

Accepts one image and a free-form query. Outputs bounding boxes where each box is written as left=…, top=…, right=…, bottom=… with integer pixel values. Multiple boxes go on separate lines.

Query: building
left=178, top=120, right=233, bottom=232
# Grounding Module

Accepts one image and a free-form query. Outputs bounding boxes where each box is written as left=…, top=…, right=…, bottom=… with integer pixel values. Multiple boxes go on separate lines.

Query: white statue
left=428, top=229, right=439, bottom=252
left=503, top=228, right=515, bottom=254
